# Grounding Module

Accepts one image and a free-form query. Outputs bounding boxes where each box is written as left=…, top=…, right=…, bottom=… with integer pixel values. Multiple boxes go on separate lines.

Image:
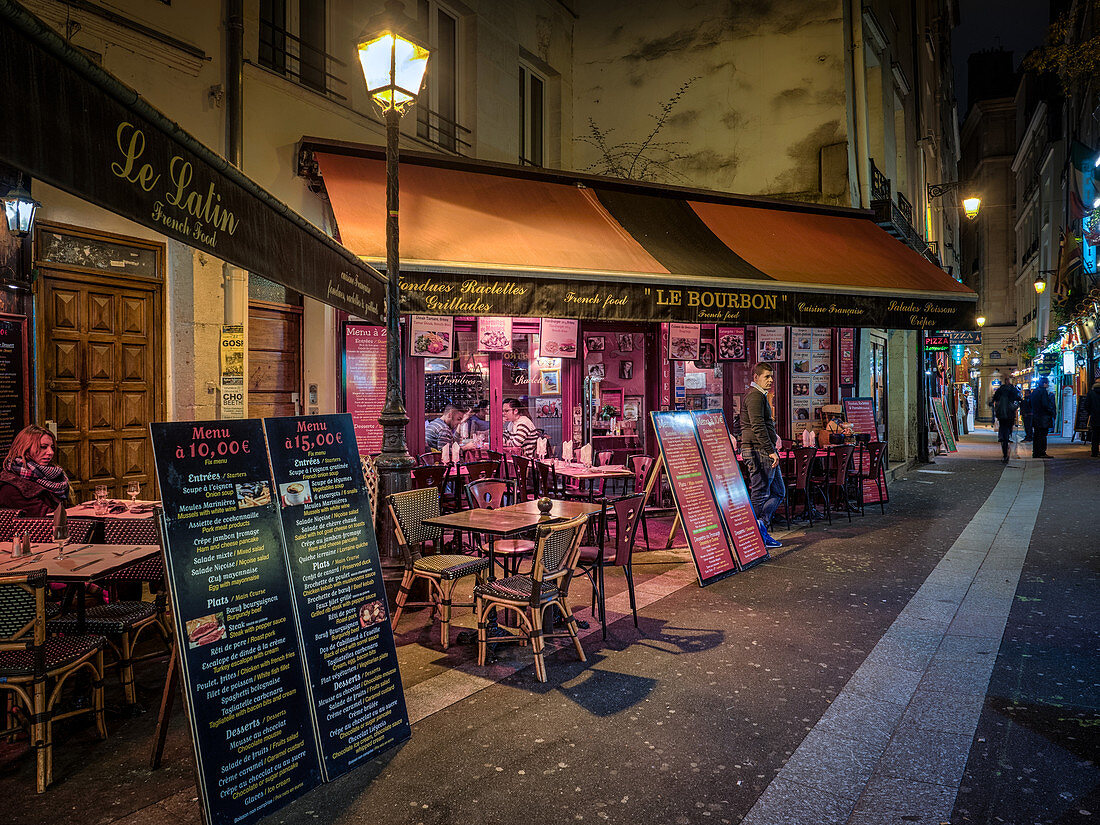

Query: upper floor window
left=260, top=0, right=345, bottom=99
left=519, top=64, right=545, bottom=166
left=416, top=1, right=467, bottom=153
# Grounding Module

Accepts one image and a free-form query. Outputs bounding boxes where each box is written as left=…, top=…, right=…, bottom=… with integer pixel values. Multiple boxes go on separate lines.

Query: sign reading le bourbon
left=399, top=271, right=974, bottom=330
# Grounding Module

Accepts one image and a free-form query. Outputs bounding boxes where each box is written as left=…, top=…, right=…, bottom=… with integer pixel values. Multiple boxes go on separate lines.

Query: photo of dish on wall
left=814, top=382, right=829, bottom=397
left=793, top=360, right=809, bottom=374
left=793, top=382, right=810, bottom=397
left=717, top=328, right=746, bottom=361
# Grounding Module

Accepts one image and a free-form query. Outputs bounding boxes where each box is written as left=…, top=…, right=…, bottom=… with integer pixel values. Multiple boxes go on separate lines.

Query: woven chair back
left=361, top=454, right=380, bottom=523
left=0, top=508, right=19, bottom=541
left=0, top=570, right=46, bottom=648
left=12, top=516, right=95, bottom=544
left=466, top=479, right=515, bottom=510
left=103, top=518, right=159, bottom=545
left=388, top=488, right=442, bottom=564
left=530, top=514, right=587, bottom=595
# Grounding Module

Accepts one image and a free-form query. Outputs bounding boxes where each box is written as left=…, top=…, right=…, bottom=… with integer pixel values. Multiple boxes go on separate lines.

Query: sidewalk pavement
left=4, top=430, right=1096, bottom=825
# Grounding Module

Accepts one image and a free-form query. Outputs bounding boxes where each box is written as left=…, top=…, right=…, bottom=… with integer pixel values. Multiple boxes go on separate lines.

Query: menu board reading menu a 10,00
left=264, top=414, right=409, bottom=781
left=151, top=420, right=322, bottom=825
left=651, top=411, right=739, bottom=586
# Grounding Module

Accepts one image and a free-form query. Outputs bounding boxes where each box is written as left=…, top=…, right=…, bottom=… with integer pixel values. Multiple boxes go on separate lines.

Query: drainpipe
left=848, top=0, right=872, bottom=208
left=226, top=0, right=243, bottom=168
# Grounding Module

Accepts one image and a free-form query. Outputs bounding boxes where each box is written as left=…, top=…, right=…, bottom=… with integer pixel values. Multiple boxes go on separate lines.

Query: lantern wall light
left=976, top=315, right=986, bottom=328
left=2, top=175, right=40, bottom=238
left=927, top=181, right=981, bottom=219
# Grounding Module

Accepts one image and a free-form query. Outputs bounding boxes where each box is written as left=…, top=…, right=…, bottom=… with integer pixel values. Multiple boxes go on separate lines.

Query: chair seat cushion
left=48, top=601, right=159, bottom=635
left=0, top=634, right=105, bottom=677
left=413, top=554, right=490, bottom=581
left=474, top=574, right=559, bottom=603
left=578, top=545, right=615, bottom=564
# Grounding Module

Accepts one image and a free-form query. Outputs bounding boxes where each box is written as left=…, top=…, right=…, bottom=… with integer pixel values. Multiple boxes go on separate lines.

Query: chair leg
left=119, top=631, right=136, bottom=705
left=560, top=599, right=586, bottom=663
left=475, top=597, right=489, bottom=667
left=530, top=608, right=547, bottom=683
left=439, top=580, right=454, bottom=649
left=34, top=679, right=48, bottom=793
left=624, top=560, right=638, bottom=628
left=640, top=510, right=649, bottom=548
left=597, top=561, right=607, bottom=638
left=390, top=569, right=415, bottom=631
left=94, top=650, right=107, bottom=740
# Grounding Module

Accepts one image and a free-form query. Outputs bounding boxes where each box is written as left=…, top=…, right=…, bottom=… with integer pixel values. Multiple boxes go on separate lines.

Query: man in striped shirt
left=502, top=398, right=538, bottom=457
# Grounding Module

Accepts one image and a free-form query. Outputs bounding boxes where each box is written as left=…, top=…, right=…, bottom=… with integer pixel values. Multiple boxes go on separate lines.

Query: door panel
left=39, top=268, right=162, bottom=502
left=248, top=302, right=302, bottom=419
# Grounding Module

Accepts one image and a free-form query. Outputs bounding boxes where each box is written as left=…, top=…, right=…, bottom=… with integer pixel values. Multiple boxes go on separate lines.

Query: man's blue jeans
left=746, top=448, right=786, bottom=528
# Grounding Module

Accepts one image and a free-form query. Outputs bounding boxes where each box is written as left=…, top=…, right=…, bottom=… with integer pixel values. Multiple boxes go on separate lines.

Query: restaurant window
left=519, top=64, right=544, bottom=166
left=422, top=323, right=489, bottom=451
left=259, top=0, right=333, bottom=95
left=417, top=0, right=459, bottom=152
left=583, top=327, right=647, bottom=451
left=505, top=327, right=563, bottom=454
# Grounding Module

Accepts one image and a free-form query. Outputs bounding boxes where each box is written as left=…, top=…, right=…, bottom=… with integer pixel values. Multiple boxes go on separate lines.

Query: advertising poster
left=839, top=328, right=855, bottom=385
left=219, top=324, right=245, bottom=420
left=408, top=315, right=453, bottom=358
left=344, top=324, right=386, bottom=454
left=651, top=411, right=739, bottom=586
left=843, top=397, right=887, bottom=504
left=477, top=316, right=513, bottom=352
left=757, top=326, right=785, bottom=362
left=692, top=410, right=769, bottom=569
left=668, top=323, right=701, bottom=360
left=809, top=328, right=832, bottom=413
left=264, top=414, right=410, bottom=780
left=539, top=317, right=579, bottom=358
left=716, top=326, right=747, bottom=361
left=150, top=420, right=322, bottom=825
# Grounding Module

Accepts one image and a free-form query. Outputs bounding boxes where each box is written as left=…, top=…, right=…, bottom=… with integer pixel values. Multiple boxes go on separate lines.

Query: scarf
left=6, top=456, right=70, bottom=499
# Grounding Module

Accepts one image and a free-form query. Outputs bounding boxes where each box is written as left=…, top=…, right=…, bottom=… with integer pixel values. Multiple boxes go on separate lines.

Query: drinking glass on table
left=53, top=520, right=70, bottom=560
left=94, top=484, right=110, bottom=515
left=127, top=481, right=141, bottom=511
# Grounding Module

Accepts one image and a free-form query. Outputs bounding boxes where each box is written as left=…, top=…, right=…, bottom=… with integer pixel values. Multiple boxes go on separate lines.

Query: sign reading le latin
left=399, top=271, right=974, bottom=331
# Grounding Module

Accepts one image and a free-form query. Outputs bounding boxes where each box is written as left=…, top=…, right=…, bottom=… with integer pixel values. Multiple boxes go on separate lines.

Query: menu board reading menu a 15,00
left=344, top=324, right=386, bottom=455
left=692, top=411, right=769, bottom=569
left=264, top=414, right=409, bottom=780
left=151, top=420, right=322, bottom=825
left=651, top=411, right=739, bottom=586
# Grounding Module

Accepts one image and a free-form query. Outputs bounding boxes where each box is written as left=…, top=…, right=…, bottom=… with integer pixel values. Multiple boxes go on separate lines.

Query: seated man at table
left=502, top=398, right=538, bottom=457
left=425, top=405, right=465, bottom=452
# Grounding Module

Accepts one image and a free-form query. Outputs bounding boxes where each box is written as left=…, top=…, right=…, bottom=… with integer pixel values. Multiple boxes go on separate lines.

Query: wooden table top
left=420, top=508, right=543, bottom=536
left=0, top=543, right=160, bottom=581
left=501, top=499, right=602, bottom=519
left=541, top=461, right=634, bottom=479
left=66, top=500, right=159, bottom=520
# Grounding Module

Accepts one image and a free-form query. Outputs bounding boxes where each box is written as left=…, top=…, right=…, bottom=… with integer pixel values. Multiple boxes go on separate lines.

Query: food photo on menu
left=279, top=479, right=313, bottom=506
left=717, top=331, right=744, bottom=360
left=796, top=335, right=811, bottom=350
left=793, top=359, right=809, bottom=374
left=186, top=613, right=226, bottom=649
left=793, top=382, right=810, bottom=397
left=234, top=480, right=272, bottom=509
left=814, top=383, right=829, bottom=397
left=413, top=330, right=450, bottom=355
left=358, top=599, right=388, bottom=629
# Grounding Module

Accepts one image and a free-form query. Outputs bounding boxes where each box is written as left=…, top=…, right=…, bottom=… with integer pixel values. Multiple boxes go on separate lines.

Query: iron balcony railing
left=259, top=19, right=348, bottom=101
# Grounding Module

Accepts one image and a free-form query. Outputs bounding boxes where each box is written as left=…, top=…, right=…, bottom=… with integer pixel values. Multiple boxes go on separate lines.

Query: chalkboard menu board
left=930, top=396, right=957, bottom=453
left=264, top=414, right=410, bottom=780
left=344, top=324, right=386, bottom=455
left=425, top=373, right=484, bottom=414
left=651, top=411, right=740, bottom=586
left=843, top=398, right=887, bottom=504
left=0, top=316, right=29, bottom=456
left=1074, top=395, right=1090, bottom=432
left=692, top=410, right=768, bottom=569
left=150, top=420, right=322, bottom=825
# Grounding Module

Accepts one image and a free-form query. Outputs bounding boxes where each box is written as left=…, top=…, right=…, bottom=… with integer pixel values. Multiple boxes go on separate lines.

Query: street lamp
left=1033, top=274, right=1047, bottom=294
left=927, top=181, right=981, bottom=220
left=2, top=176, right=40, bottom=238
left=976, top=315, right=986, bottom=328
left=357, top=1, right=429, bottom=559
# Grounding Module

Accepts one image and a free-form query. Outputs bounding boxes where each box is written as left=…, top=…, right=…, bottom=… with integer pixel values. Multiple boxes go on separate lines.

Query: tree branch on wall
left=576, top=77, right=699, bottom=183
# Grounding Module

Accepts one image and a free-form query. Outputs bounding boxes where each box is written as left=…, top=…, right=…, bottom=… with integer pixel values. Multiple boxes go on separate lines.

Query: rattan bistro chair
left=11, top=516, right=96, bottom=544
left=388, top=488, right=490, bottom=649
left=473, top=514, right=589, bottom=683
left=0, top=569, right=107, bottom=793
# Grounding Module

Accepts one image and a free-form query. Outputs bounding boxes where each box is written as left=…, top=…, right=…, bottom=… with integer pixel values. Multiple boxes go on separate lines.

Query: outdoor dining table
left=66, top=499, right=160, bottom=520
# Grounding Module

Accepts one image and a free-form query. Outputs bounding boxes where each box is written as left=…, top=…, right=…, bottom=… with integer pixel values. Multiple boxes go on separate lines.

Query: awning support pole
left=375, top=104, right=415, bottom=561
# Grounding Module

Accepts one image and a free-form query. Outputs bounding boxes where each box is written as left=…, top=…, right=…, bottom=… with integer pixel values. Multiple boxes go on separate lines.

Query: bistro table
left=541, top=460, right=634, bottom=500
left=67, top=499, right=160, bottom=520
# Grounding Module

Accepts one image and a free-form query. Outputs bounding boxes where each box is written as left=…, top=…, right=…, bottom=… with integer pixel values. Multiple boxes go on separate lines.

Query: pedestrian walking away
left=1029, top=376, right=1056, bottom=458
left=741, top=362, right=785, bottom=548
left=1084, top=376, right=1100, bottom=457
left=1021, top=388, right=1034, bottom=441
left=989, top=382, right=1020, bottom=463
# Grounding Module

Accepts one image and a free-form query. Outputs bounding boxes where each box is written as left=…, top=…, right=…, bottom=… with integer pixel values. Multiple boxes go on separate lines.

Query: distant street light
left=976, top=315, right=986, bottom=328
left=1034, top=274, right=1046, bottom=294
left=927, top=181, right=981, bottom=220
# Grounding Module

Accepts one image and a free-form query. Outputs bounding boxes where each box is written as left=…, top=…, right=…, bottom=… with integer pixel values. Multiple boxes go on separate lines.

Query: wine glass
left=53, top=520, right=70, bottom=560
left=127, top=481, right=141, bottom=511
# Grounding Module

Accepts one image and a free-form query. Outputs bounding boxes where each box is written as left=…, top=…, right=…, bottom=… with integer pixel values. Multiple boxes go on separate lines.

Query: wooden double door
left=37, top=232, right=164, bottom=503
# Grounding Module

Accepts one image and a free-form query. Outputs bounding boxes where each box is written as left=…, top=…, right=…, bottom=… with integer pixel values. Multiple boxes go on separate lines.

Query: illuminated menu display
left=0, top=317, right=28, bottom=456
left=651, top=411, right=739, bottom=586
left=692, top=411, right=769, bottom=568
left=264, top=414, right=409, bottom=780
left=151, top=420, right=321, bottom=825
left=344, top=324, right=386, bottom=454
left=843, top=398, right=886, bottom=505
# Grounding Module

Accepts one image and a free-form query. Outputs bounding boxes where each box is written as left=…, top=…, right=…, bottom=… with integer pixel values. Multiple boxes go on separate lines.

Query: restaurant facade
left=299, top=140, right=977, bottom=465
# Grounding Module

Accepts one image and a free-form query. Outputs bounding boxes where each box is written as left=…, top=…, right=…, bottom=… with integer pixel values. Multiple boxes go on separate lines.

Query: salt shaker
left=12, top=532, right=25, bottom=558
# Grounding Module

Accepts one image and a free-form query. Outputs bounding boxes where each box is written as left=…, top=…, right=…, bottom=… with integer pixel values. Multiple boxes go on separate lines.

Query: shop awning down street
left=0, top=1, right=384, bottom=321
left=300, top=138, right=976, bottom=330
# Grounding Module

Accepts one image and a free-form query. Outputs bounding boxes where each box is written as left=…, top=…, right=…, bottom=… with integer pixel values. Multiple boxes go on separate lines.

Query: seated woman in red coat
left=0, top=425, right=72, bottom=516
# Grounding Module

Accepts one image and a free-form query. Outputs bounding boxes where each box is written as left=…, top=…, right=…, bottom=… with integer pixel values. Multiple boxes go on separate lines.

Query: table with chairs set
left=0, top=498, right=170, bottom=792
left=389, top=449, right=661, bottom=682
left=770, top=439, right=889, bottom=529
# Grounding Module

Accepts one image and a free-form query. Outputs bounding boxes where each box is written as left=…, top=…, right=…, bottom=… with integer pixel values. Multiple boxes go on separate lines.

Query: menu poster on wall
left=839, top=328, right=856, bottom=385
left=809, top=328, right=832, bottom=409
left=843, top=397, right=888, bottom=504
left=344, top=324, right=386, bottom=454
left=477, top=316, right=513, bottom=352
left=264, top=414, right=410, bottom=780
left=150, top=420, right=322, bottom=825
left=408, top=315, right=453, bottom=358
left=668, top=322, right=701, bottom=360
left=692, top=410, right=769, bottom=569
left=651, top=411, right=739, bottom=586
left=757, top=326, right=785, bottom=362
left=716, top=326, right=747, bottom=361
left=0, top=316, right=29, bottom=456
left=540, top=317, right=579, bottom=358
left=219, top=324, right=245, bottom=420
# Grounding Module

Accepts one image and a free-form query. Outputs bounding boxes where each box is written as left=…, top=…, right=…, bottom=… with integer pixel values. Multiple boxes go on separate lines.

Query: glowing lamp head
left=975, top=315, right=986, bottom=328
left=962, top=196, right=981, bottom=220
left=1033, top=275, right=1046, bottom=294
left=357, top=31, right=429, bottom=112
left=2, top=181, right=40, bottom=238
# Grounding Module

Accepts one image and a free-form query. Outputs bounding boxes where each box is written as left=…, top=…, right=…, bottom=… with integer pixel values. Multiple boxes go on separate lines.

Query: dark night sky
left=952, top=0, right=1050, bottom=113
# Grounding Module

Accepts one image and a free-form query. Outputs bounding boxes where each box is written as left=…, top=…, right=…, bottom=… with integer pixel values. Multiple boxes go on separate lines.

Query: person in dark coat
left=0, top=425, right=71, bottom=516
left=741, top=362, right=784, bottom=549
left=990, top=382, right=1021, bottom=463
left=1020, top=388, right=1034, bottom=441
left=1029, top=376, right=1056, bottom=458
left=1084, top=377, right=1100, bottom=458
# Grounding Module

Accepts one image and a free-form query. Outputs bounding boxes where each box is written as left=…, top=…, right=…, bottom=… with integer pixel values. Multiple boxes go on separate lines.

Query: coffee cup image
left=280, top=480, right=312, bottom=506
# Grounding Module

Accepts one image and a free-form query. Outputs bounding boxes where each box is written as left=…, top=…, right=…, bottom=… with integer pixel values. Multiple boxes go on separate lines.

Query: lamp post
left=357, top=2, right=429, bottom=559
left=927, top=182, right=981, bottom=220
